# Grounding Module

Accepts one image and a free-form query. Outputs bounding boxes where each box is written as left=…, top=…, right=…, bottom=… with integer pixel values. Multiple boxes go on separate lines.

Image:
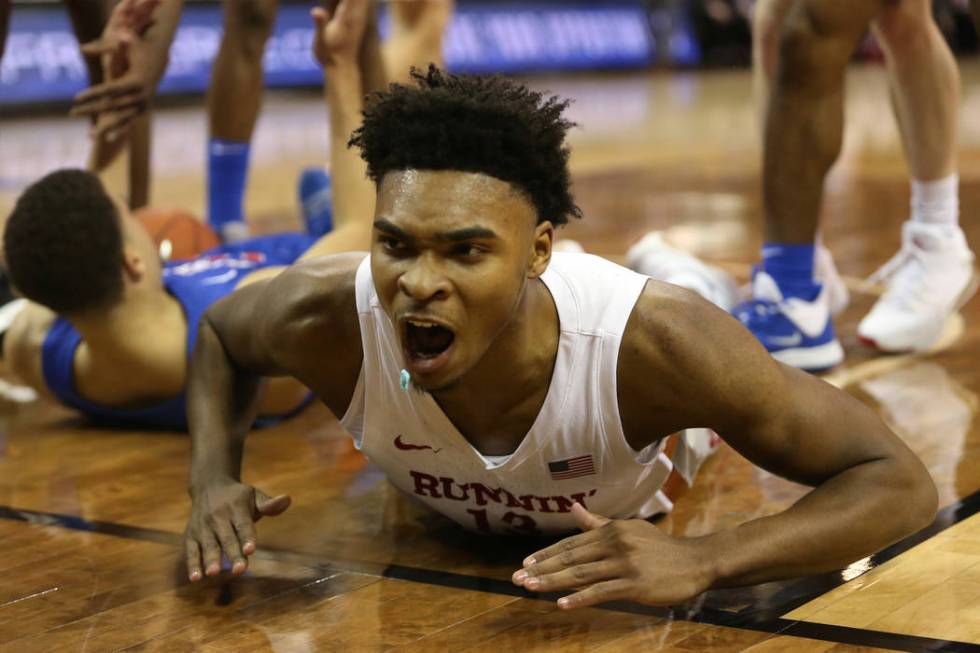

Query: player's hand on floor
left=184, top=481, right=291, bottom=582
left=311, top=0, right=371, bottom=68
left=511, top=503, right=713, bottom=609
left=71, top=0, right=161, bottom=139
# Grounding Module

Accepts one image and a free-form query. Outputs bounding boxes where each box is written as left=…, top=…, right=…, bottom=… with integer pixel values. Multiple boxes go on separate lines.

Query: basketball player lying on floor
left=0, top=0, right=381, bottom=430
left=183, top=66, right=937, bottom=609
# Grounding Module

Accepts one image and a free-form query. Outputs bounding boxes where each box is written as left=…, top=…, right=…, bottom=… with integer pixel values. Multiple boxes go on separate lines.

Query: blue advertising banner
left=0, top=2, right=698, bottom=107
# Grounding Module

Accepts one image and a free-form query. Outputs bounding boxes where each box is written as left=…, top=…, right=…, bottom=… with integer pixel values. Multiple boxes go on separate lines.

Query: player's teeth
left=409, top=321, right=436, bottom=328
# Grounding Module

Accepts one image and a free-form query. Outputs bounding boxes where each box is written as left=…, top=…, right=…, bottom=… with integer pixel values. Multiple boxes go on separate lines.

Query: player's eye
left=379, top=235, right=407, bottom=254
left=452, top=244, right=485, bottom=259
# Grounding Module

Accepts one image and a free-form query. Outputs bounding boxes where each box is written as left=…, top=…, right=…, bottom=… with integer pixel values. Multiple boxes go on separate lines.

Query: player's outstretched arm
left=300, top=0, right=375, bottom=259
left=184, top=254, right=364, bottom=581
left=513, top=281, right=937, bottom=608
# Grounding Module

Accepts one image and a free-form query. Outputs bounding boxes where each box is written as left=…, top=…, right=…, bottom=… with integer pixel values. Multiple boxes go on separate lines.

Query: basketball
left=135, top=207, right=221, bottom=261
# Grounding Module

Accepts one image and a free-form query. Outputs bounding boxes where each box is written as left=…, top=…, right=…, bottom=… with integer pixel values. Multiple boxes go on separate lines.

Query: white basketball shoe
left=815, top=244, right=850, bottom=316
left=858, top=221, right=977, bottom=352
left=626, top=231, right=739, bottom=311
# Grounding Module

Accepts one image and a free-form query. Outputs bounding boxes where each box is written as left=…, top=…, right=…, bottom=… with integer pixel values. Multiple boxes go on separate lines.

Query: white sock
left=911, top=174, right=959, bottom=233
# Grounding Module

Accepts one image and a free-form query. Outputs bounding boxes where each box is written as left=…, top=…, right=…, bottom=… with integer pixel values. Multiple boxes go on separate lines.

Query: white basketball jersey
left=340, top=252, right=675, bottom=535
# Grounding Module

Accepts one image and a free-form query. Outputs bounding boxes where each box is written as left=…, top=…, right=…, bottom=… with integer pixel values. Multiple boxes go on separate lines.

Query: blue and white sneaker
left=298, top=167, right=333, bottom=238
left=733, top=269, right=844, bottom=372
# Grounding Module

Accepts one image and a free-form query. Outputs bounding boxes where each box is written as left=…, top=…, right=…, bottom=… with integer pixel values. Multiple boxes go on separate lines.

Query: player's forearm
left=187, top=315, right=263, bottom=492
left=324, top=62, right=373, bottom=233
left=358, top=2, right=387, bottom=95
left=700, top=454, right=936, bottom=588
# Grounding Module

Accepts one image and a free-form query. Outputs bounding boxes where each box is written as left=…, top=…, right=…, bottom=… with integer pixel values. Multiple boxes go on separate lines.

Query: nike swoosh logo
left=394, top=434, right=437, bottom=452
left=768, top=333, right=802, bottom=347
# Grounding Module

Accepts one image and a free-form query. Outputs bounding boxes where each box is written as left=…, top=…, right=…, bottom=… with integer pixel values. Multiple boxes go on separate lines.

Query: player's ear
left=528, top=220, right=554, bottom=279
left=121, top=243, right=146, bottom=282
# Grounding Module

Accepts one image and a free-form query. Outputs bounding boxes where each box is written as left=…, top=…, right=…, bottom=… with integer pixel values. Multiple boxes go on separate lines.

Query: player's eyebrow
left=373, top=219, right=498, bottom=243
left=433, top=227, right=499, bottom=243
left=373, top=219, right=414, bottom=243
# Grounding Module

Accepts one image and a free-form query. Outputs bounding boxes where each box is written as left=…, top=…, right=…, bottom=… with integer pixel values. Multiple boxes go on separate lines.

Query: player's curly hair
left=4, top=169, right=125, bottom=314
left=349, top=66, right=582, bottom=226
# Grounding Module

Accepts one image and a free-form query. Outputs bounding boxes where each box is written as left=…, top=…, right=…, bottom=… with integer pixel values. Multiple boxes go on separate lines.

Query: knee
left=753, top=0, right=789, bottom=51
left=224, top=0, right=277, bottom=55
left=776, top=11, right=848, bottom=94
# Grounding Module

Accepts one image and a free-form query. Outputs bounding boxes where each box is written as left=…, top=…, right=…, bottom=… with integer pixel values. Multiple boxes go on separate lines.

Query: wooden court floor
left=2, top=62, right=980, bottom=651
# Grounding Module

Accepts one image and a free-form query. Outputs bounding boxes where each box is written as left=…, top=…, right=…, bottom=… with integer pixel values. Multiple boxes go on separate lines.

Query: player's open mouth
left=403, top=319, right=456, bottom=374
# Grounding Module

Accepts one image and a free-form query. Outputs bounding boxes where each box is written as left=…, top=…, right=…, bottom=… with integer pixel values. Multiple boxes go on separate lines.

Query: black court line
left=3, top=490, right=980, bottom=652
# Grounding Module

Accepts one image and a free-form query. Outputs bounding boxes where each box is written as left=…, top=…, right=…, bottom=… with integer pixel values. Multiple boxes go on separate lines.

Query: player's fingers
left=522, top=528, right=603, bottom=567
left=185, top=536, right=204, bottom=582
left=232, top=511, right=258, bottom=556
left=79, top=39, right=113, bottom=57
left=557, top=579, right=633, bottom=610
left=72, top=81, right=145, bottom=113
left=513, top=541, right=605, bottom=585
left=80, top=97, right=146, bottom=129
left=522, top=561, right=621, bottom=593
left=74, top=86, right=146, bottom=112
left=199, top=528, right=223, bottom=577
left=94, top=106, right=144, bottom=140
left=211, top=520, right=247, bottom=576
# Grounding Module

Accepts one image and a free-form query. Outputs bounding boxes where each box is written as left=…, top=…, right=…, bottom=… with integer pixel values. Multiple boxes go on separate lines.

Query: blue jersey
left=41, top=233, right=317, bottom=430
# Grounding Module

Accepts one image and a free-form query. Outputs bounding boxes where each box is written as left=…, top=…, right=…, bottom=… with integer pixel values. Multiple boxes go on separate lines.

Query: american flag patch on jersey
left=548, top=454, right=596, bottom=480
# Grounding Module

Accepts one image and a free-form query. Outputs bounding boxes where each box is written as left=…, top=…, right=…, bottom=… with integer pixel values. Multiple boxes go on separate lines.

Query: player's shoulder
left=626, top=279, right=723, bottom=347
left=265, top=252, right=364, bottom=313
left=620, top=279, right=750, bottom=385
left=254, top=252, right=366, bottom=360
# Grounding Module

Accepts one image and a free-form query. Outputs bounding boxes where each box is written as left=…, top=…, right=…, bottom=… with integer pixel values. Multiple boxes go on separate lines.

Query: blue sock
left=761, top=242, right=819, bottom=301
left=207, top=138, right=250, bottom=233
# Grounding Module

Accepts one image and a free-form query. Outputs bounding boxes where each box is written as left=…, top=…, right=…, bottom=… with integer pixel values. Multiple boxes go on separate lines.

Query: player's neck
left=433, top=278, right=559, bottom=440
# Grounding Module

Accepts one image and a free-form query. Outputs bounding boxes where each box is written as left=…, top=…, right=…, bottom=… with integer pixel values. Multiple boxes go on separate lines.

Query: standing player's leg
left=751, top=0, right=793, bottom=133
left=752, top=0, right=850, bottom=316
left=857, top=1, right=976, bottom=352
left=207, top=0, right=278, bottom=242
left=734, top=0, right=883, bottom=372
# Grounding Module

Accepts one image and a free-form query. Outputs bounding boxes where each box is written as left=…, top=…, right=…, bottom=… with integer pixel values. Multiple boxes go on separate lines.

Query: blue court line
left=2, top=488, right=979, bottom=652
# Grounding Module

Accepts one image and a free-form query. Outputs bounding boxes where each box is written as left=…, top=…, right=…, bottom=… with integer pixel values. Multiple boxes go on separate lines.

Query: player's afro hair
left=4, top=169, right=125, bottom=314
left=349, top=66, right=582, bottom=226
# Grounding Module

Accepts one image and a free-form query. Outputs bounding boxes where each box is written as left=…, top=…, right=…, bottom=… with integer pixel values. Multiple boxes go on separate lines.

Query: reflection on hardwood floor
left=2, top=61, right=980, bottom=650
